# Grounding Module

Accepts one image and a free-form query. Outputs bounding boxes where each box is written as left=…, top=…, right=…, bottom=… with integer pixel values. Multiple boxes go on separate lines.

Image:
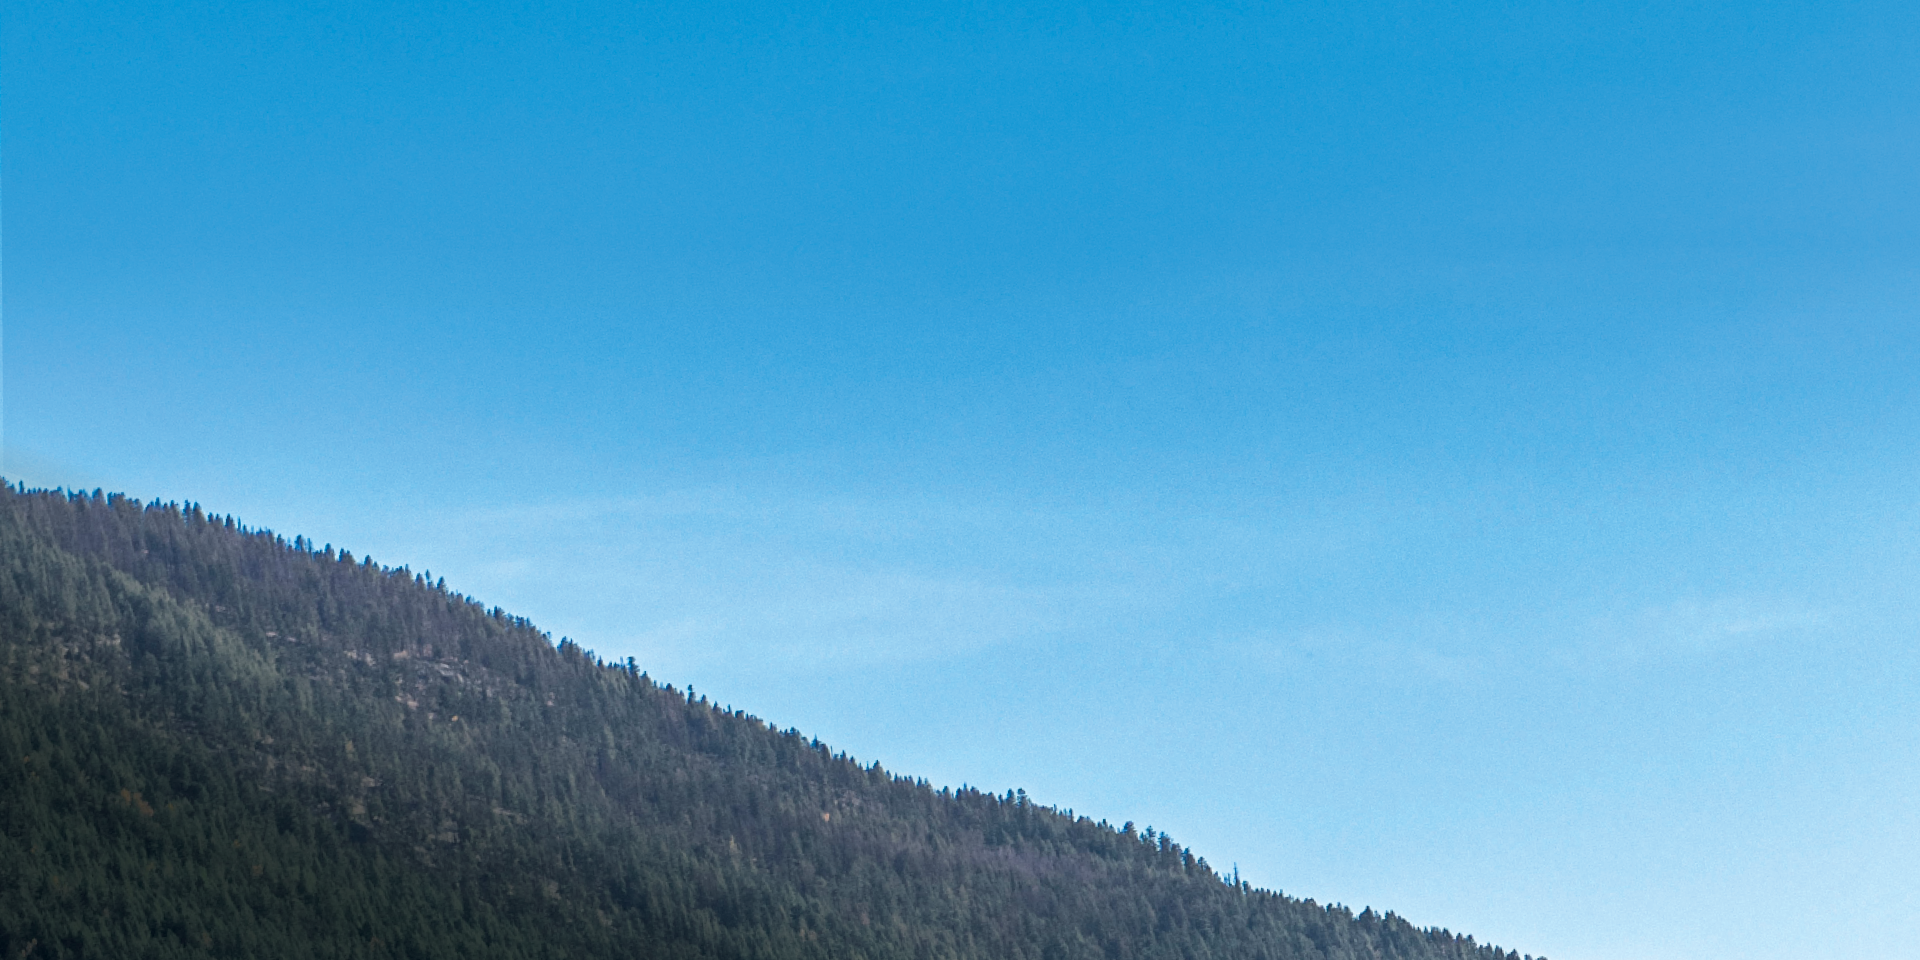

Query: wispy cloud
left=620, top=565, right=1070, bottom=665
left=1222, top=618, right=1497, bottom=685
left=396, top=488, right=1169, bottom=670
left=350, top=484, right=1464, bottom=677
left=1578, top=595, right=1825, bottom=666
left=1220, top=592, right=1830, bottom=688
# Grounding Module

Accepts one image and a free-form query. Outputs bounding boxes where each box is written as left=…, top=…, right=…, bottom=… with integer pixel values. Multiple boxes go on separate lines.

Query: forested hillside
left=0, top=486, right=1540, bottom=960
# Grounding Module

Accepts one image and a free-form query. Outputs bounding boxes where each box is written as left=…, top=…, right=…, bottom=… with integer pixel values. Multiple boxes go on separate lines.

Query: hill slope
left=0, top=486, right=1538, bottom=960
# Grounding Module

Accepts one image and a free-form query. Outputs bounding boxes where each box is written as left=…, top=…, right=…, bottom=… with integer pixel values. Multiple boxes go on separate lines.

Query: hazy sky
left=7, top=2, right=1919, bottom=957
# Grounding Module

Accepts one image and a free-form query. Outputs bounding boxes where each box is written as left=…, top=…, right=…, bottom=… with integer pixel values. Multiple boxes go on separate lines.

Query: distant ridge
left=0, top=484, right=1542, bottom=960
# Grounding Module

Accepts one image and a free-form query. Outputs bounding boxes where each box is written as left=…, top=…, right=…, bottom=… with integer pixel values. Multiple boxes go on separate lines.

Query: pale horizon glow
left=6, top=2, right=1920, bottom=958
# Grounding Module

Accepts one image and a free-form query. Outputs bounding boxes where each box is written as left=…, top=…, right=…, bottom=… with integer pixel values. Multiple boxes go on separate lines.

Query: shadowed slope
left=0, top=486, right=1537, bottom=960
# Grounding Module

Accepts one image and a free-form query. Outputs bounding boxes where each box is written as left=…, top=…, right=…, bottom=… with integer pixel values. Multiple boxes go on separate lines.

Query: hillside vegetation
left=0, top=486, right=1539, bottom=960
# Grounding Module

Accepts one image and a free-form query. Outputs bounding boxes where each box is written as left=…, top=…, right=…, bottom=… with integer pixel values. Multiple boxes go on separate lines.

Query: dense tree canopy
left=0, top=485, right=1542, bottom=960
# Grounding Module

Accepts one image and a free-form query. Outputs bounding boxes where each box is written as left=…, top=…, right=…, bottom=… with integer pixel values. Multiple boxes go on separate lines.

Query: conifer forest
left=0, top=485, right=1543, bottom=960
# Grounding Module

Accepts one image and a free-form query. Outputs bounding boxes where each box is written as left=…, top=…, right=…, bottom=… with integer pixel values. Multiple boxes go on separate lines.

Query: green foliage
left=0, top=486, right=1542, bottom=960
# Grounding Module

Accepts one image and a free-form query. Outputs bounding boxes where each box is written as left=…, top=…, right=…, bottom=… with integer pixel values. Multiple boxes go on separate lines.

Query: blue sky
left=6, top=1, right=1919, bottom=957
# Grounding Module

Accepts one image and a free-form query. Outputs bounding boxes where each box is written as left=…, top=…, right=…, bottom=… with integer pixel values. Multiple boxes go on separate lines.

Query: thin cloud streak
left=1223, top=592, right=1832, bottom=691
left=405, top=489, right=1193, bottom=669
left=1575, top=595, right=1826, bottom=667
